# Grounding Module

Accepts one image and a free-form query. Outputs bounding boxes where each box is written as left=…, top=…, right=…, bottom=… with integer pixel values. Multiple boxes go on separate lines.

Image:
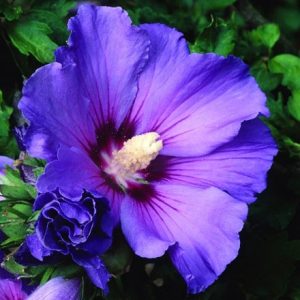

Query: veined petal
left=19, top=62, right=96, bottom=161
left=121, top=184, right=247, bottom=293
left=27, top=277, right=81, bottom=300
left=151, top=118, right=277, bottom=203
left=0, top=279, right=27, bottom=300
left=130, top=24, right=268, bottom=157
left=56, top=4, right=150, bottom=129
left=71, top=253, right=110, bottom=293
left=37, top=146, right=122, bottom=224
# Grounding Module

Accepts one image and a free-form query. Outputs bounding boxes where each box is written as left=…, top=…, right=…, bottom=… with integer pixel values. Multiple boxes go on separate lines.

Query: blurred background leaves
left=0, top=0, right=300, bottom=299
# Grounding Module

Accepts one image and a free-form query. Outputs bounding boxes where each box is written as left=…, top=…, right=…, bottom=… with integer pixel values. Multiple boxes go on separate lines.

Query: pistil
left=104, top=132, right=163, bottom=188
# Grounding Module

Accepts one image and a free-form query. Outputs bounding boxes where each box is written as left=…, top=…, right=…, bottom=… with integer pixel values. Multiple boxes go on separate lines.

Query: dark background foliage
left=0, top=0, right=300, bottom=299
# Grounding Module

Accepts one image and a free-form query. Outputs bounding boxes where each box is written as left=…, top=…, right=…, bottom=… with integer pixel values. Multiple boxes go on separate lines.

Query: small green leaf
left=0, top=167, right=36, bottom=200
left=249, top=23, right=280, bottom=49
left=288, top=90, right=300, bottom=121
left=269, top=54, right=300, bottom=90
left=40, top=266, right=56, bottom=284
left=0, top=222, right=27, bottom=240
left=8, top=19, right=58, bottom=63
left=0, top=90, right=18, bottom=157
left=251, top=61, right=281, bottom=92
left=214, top=26, right=236, bottom=55
left=2, top=5, right=23, bottom=21
left=190, top=17, right=236, bottom=55
left=1, top=256, right=26, bottom=276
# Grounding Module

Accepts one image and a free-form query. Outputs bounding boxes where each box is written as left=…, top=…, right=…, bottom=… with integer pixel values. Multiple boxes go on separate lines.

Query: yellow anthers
left=104, top=132, right=163, bottom=187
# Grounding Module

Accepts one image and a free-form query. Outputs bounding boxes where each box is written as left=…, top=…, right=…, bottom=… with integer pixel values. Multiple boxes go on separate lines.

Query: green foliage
left=248, top=23, right=280, bottom=49
left=190, top=16, right=237, bottom=56
left=0, top=167, right=36, bottom=200
left=8, top=19, right=58, bottom=63
left=0, top=91, right=18, bottom=157
left=1, top=0, right=76, bottom=63
left=269, top=54, right=300, bottom=90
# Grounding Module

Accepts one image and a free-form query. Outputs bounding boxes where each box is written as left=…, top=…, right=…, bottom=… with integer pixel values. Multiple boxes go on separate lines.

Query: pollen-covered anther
left=104, top=132, right=163, bottom=186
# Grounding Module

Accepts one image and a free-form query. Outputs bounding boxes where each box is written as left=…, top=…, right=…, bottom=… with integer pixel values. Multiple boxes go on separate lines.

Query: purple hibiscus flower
left=19, top=4, right=277, bottom=293
left=0, top=276, right=81, bottom=300
left=16, top=191, right=113, bottom=292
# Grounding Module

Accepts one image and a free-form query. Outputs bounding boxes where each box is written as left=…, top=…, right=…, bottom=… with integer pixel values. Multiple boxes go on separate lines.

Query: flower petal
left=26, top=233, right=53, bottom=261
left=37, top=146, right=102, bottom=199
left=121, top=184, right=247, bottom=293
left=37, top=146, right=122, bottom=224
left=27, top=277, right=81, bottom=300
left=151, top=118, right=277, bottom=203
left=130, top=24, right=268, bottom=157
left=56, top=4, right=150, bottom=129
left=19, top=62, right=96, bottom=161
left=71, top=252, right=110, bottom=293
left=0, top=279, right=27, bottom=299
left=24, top=125, right=59, bottom=161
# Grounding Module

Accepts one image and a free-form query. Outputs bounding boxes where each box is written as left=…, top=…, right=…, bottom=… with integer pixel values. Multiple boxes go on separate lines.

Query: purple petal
left=27, top=277, right=81, bottom=300
left=37, top=146, right=122, bottom=224
left=130, top=24, right=268, bottom=157
left=155, top=118, right=277, bottom=203
left=72, top=253, right=110, bottom=293
left=0, top=156, right=13, bottom=176
left=0, top=279, right=27, bottom=299
left=37, top=146, right=102, bottom=199
left=26, top=233, right=53, bottom=261
left=13, top=125, right=28, bottom=152
left=19, top=61, right=96, bottom=161
left=121, top=184, right=247, bottom=293
left=56, top=4, right=150, bottom=129
left=23, top=125, right=59, bottom=161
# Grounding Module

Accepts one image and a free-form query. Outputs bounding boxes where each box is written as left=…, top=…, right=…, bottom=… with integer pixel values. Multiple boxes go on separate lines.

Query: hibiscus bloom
left=0, top=276, right=80, bottom=300
left=19, top=4, right=277, bottom=293
left=17, top=190, right=113, bottom=291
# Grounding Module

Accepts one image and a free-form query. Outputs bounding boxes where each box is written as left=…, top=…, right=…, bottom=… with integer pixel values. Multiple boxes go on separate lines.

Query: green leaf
left=34, top=0, right=76, bottom=19
left=251, top=61, right=281, bottom=92
left=1, top=256, right=26, bottom=276
left=28, top=0, right=75, bottom=45
left=288, top=90, right=300, bottom=121
left=0, top=90, right=18, bottom=157
left=269, top=54, right=300, bottom=90
left=2, top=5, right=23, bottom=21
left=248, top=23, right=280, bottom=49
left=190, top=17, right=236, bottom=55
left=282, top=137, right=300, bottom=158
left=8, top=19, right=58, bottom=63
left=0, top=222, right=27, bottom=240
left=214, top=25, right=236, bottom=55
left=0, top=167, right=36, bottom=200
